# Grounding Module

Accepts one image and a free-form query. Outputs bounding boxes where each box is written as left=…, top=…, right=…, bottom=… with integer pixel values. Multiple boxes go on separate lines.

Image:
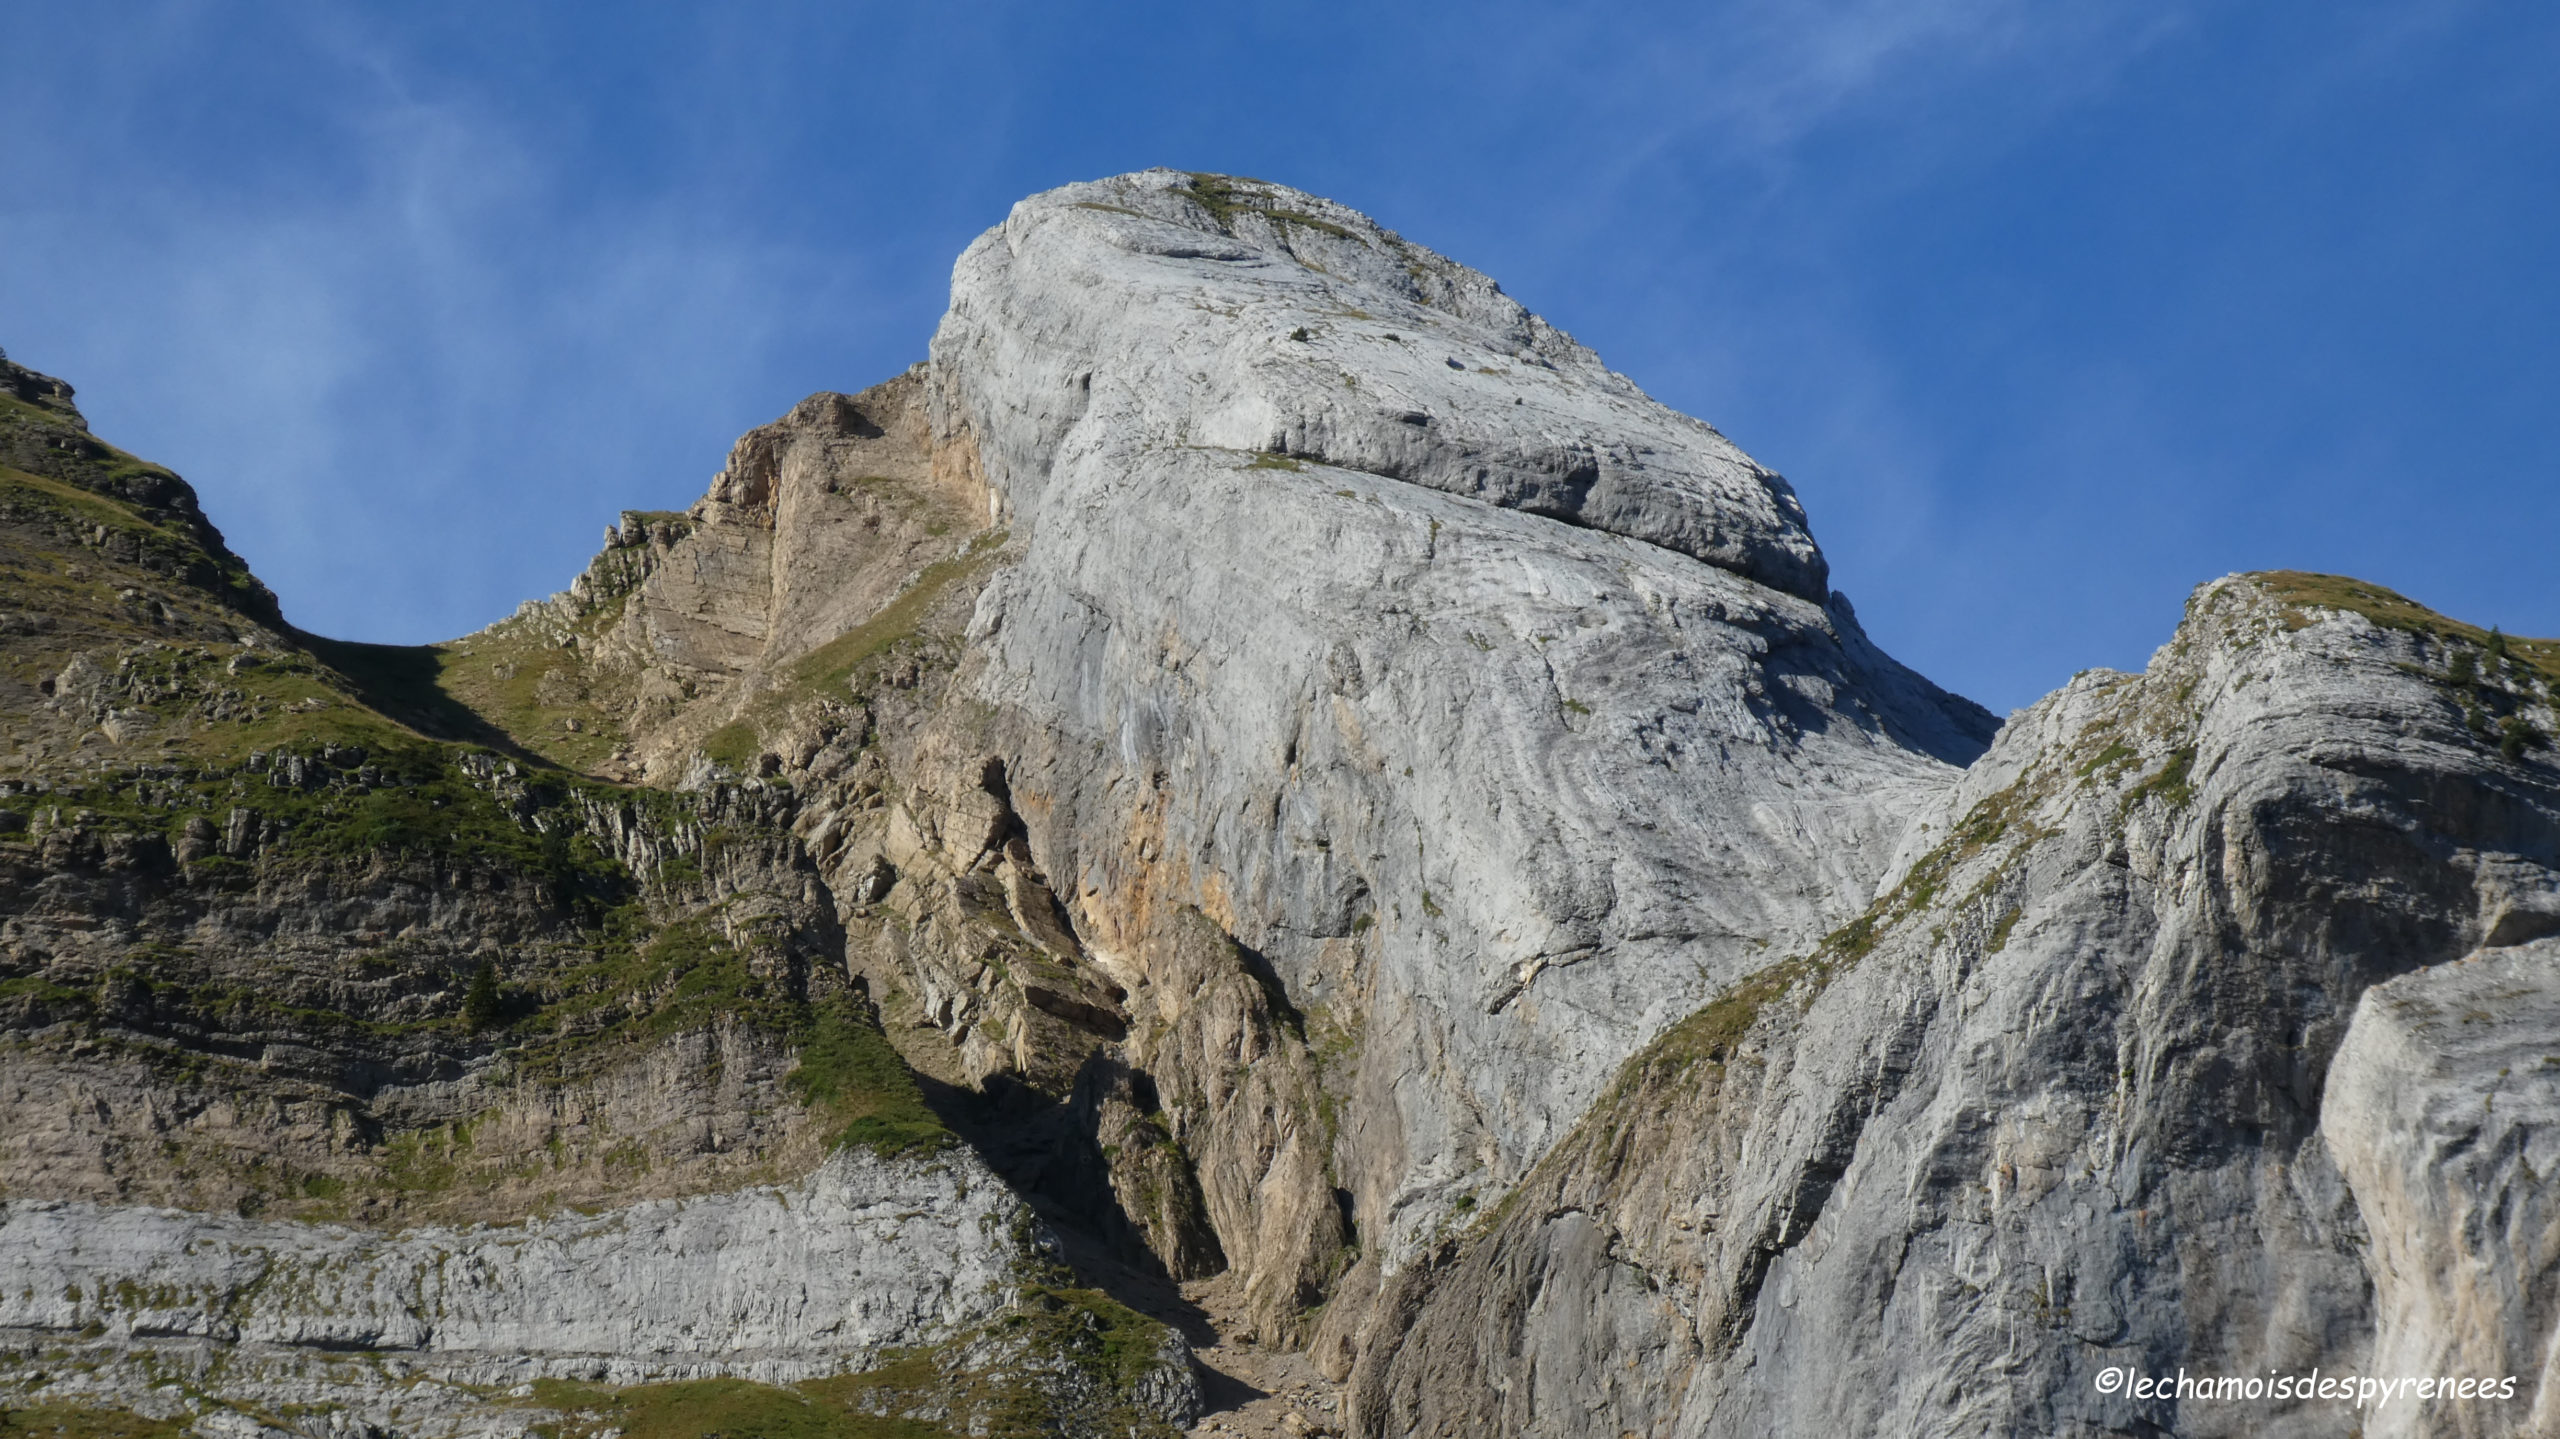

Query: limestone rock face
left=0, top=1154, right=1208, bottom=1439
left=1, top=1146, right=1031, bottom=1380
left=931, top=171, right=1830, bottom=601
left=479, top=169, right=1993, bottom=1349
left=432, top=366, right=989, bottom=784
left=1358, top=575, right=2560, bottom=1438
left=920, top=172, right=1995, bottom=1325
left=0, top=759, right=852, bottom=1223
left=2326, top=938, right=2560, bottom=1439
left=11, top=174, right=2559, bottom=1439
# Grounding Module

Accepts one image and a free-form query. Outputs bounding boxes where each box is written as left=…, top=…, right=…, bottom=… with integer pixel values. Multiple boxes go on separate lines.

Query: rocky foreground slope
left=3, top=171, right=2557, bottom=1439
left=1356, top=573, right=2560, bottom=1439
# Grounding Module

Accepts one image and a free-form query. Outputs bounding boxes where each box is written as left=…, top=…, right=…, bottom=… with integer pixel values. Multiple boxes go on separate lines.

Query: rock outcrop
left=2327, top=936, right=2560, bottom=1439
left=2, top=1147, right=1036, bottom=1410
left=5, top=175, right=2557, bottom=1439
left=917, top=171, right=1995, bottom=1338
left=1355, top=573, right=2560, bottom=1438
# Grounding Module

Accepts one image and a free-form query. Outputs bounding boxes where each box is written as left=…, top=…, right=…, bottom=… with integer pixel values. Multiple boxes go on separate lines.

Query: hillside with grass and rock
left=4, top=171, right=2557, bottom=1439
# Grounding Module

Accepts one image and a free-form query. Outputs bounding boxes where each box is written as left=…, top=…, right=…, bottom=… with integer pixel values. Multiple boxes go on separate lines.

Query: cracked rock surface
left=5, top=176, right=2558, bottom=1439
left=1356, top=576, right=2560, bottom=1439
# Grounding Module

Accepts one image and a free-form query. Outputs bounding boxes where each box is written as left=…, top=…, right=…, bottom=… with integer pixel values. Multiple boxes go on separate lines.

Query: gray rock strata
left=14, top=172, right=2557, bottom=1439
left=1, top=1146, right=1039, bottom=1434
left=924, top=170, right=1995, bottom=1307
left=1355, top=575, right=2560, bottom=1439
left=2326, top=937, right=2560, bottom=1439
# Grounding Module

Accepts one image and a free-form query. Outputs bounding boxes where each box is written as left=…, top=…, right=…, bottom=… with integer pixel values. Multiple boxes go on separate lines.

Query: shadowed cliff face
left=6, top=172, right=2554, bottom=1439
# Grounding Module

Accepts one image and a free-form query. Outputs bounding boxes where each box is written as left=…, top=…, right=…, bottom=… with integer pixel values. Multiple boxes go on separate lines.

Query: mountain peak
left=935, top=168, right=1832, bottom=601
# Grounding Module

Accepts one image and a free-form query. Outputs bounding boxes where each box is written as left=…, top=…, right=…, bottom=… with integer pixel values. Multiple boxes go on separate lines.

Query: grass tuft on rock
left=2255, top=571, right=2560, bottom=684
left=786, top=995, right=954, bottom=1159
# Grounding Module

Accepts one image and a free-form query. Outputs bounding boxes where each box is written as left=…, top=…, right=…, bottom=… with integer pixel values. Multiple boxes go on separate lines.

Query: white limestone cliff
left=8, top=174, right=2558, bottom=1439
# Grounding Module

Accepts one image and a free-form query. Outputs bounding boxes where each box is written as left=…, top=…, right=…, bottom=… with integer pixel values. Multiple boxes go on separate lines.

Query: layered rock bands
left=3, top=170, right=2555, bottom=1439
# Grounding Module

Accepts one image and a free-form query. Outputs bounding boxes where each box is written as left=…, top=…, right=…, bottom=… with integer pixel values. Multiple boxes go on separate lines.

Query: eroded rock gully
left=2, top=171, right=2555, bottom=1438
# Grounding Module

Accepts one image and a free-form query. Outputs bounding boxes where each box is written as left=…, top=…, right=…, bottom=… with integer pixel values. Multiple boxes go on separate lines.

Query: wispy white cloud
left=1687, top=0, right=2162, bottom=152
left=0, top=8, right=897, bottom=642
left=7, top=0, right=2547, bottom=716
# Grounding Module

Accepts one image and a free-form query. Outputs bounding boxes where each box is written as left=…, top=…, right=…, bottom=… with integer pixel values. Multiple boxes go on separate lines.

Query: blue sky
left=4, top=2, right=2553, bottom=714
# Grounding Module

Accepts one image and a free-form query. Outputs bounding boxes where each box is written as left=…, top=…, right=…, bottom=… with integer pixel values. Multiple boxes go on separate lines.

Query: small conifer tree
left=463, top=960, right=503, bottom=1030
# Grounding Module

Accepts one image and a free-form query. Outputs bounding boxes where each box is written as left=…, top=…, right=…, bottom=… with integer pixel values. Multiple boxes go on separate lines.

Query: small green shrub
left=2125, top=746, right=2198, bottom=811
left=2501, top=715, right=2546, bottom=762
left=462, top=960, right=504, bottom=1030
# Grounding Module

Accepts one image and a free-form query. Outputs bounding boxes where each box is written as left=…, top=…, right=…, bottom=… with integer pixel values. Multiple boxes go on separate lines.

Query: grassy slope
left=0, top=361, right=951, bottom=1212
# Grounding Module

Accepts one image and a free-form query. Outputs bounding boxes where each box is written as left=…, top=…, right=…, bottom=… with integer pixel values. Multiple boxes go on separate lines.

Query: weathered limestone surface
left=0, top=759, right=850, bottom=1222
left=0, top=1146, right=1031, bottom=1380
left=2327, top=937, right=2560, bottom=1439
left=0, top=1148, right=1207, bottom=1439
left=444, top=366, right=988, bottom=783
left=931, top=175, right=1831, bottom=600
left=12, top=176, right=2560, bottom=1439
left=1357, top=577, right=2560, bottom=1438
left=923, top=172, right=1996, bottom=1322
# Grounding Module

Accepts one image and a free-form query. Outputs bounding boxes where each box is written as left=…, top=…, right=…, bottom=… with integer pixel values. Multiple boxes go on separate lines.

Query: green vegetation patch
left=2254, top=571, right=2560, bottom=685
left=1, top=464, right=163, bottom=536
left=2123, top=745, right=2197, bottom=812
left=808, top=1286, right=1182, bottom=1439
left=29, top=739, right=636, bottom=903
left=298, top=634, right=533, bottom=753
left=533, top=1288, right=1182, bottom=1439
left=1642, top=953, right=1821, bottom=1084
left=1177, top=173, right=1360, bottom=242
left=0, top=1404, right=189, bottom=1439
left=496, top=907, right=952, bottom=1155
left=507, top=910, right=786, bottom=1061
left=423, top=625, right=631, bottom=775
left=2247, top=574, right=2560, bottom=763
left=2076, top=737, right=2136, bottom=781
left=1003, top=1286, right=1177, bottom=1407
left=1987, top=905, right=2025, bottom=954
left=1622, top=773, right=2052, bottom=1105
left=532, top=1377, right=951, bottom=1439
left=786, top=996, right=954, bottom=1159
left=0, top=394, right=275, bottom=622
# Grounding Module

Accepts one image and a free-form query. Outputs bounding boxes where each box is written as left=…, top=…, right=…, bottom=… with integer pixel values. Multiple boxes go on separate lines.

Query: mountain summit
left=3, top=172, right=2555, bottom=1439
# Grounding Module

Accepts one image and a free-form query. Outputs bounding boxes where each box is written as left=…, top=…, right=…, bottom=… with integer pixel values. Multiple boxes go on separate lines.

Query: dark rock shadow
left=297, top=632, right=550, bottom=763
left=1192, top=1360, right=1272, bottom=1417
left=915, top=1069, right=1218, bottom=1347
